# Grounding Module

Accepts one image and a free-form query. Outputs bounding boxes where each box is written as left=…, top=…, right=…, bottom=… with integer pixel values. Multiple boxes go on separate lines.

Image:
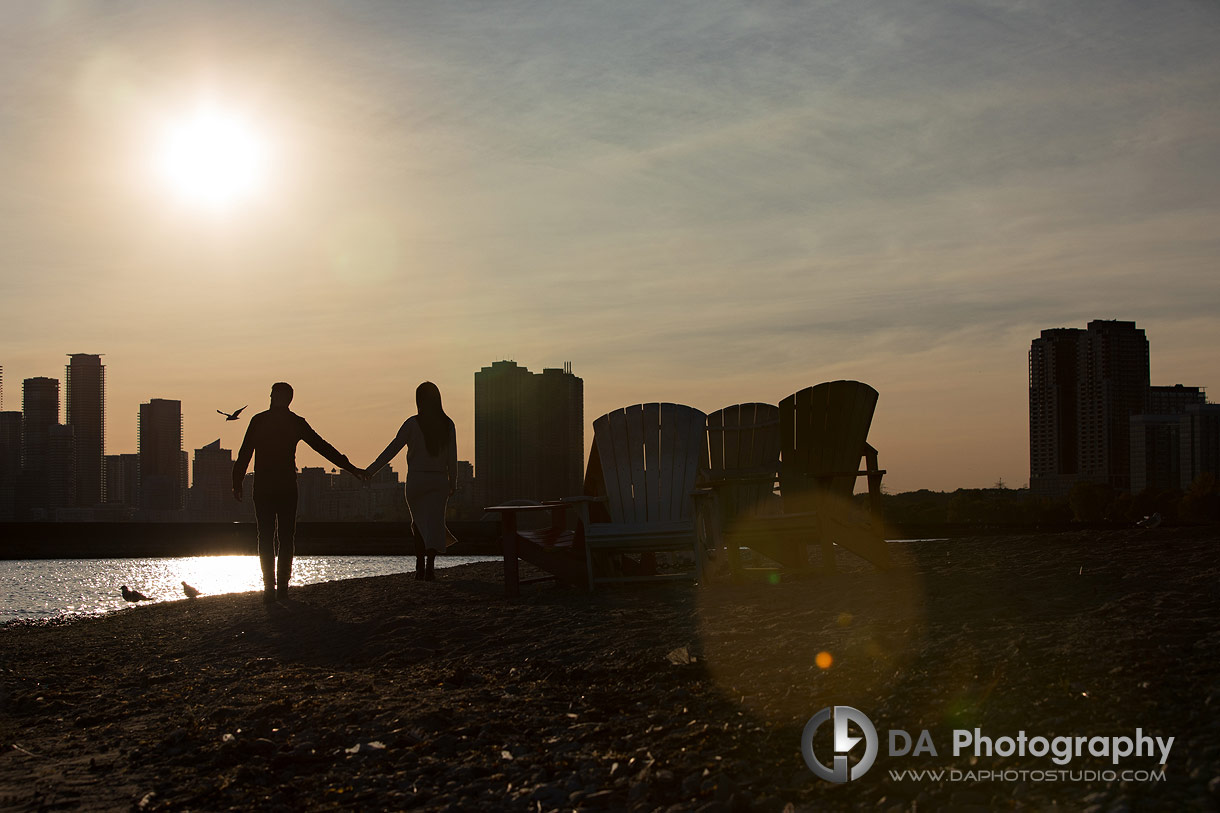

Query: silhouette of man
left=233, top=382, right=360, bottom=602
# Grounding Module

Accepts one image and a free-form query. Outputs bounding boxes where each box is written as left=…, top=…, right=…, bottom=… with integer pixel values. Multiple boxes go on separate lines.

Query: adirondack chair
left=776, top=380, right=889, bottom=570
left=697, top=403, right=781, bottom=576
left=576, top=403, right=709, bottom=589
left=482, top=497, right=590, bottom=598
left=486, top=402, right=709, bottom=596
left=706, top=382, right=889, bottom=574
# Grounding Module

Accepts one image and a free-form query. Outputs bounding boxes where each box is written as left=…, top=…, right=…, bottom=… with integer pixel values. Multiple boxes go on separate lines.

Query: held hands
left=339, top=456, right=371, bottom=484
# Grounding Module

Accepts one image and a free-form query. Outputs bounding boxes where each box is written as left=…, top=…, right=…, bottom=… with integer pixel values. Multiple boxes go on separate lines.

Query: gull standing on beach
left=363, top=382, right=457, bottom=582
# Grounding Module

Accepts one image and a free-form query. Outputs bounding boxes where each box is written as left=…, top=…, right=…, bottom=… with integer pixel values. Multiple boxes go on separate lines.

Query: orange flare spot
left=816, top=651, right=833, bottom=669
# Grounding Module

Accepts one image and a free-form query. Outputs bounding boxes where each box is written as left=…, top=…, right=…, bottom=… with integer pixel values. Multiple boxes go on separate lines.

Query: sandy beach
left=2, top=528, right=1218, bottom=811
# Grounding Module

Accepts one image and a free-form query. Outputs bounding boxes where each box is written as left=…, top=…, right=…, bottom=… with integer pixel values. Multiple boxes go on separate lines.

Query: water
left=0, top=555, right=498, bottom=625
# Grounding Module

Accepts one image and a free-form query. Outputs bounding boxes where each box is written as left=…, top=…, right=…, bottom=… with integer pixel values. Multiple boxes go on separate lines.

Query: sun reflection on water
left=1, top=555, right=492, bottom=624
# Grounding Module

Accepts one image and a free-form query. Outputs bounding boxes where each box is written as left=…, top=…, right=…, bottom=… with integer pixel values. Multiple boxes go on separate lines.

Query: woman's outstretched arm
left=365, top=420, right=410, bottom=477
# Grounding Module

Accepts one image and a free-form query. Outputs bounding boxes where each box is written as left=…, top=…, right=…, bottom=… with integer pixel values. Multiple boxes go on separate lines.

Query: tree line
left=871, top=473, right=1220, bottom=529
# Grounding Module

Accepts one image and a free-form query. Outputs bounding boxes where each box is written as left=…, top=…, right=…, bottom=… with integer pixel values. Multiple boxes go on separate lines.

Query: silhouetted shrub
left=1179, top=473, right=1220, bottom=524
left=1068, top=481, right=1114, bottom=523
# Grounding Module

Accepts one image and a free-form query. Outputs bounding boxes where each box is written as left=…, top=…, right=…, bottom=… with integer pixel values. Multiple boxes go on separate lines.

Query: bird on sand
left=121, top=585, right=150, bottom=602
left=182, top=581, right=201, bottom=599
left=217, top=405, right=248, bottom=421
left=1136, top=512, right=1163, bottom=529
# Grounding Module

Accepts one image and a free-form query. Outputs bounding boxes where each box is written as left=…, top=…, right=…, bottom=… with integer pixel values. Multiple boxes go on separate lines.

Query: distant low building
left=1181, top=403, right=1220, bottom=488
left=105, top=453, right=141, bottom=510
left=300, top=464, right=408, bottom=521
left=1129, top=386, right=1207, bottom=494
left=450, top=460, right=475, bottom=520
left=46, top=424, right=76, bottom=510
left=189, top=440, right=251, bottom=521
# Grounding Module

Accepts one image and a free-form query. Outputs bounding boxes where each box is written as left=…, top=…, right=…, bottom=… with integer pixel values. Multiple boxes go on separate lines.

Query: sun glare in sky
left=154, top=103, right=269, bottom=210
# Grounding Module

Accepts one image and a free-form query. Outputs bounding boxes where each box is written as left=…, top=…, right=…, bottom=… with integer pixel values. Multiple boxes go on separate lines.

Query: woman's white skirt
left=404, top=470, right=451, bottom=553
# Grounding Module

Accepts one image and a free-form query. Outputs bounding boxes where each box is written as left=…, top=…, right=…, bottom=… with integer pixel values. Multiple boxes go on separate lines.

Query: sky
left=1, top=0, right=1218, bottom=493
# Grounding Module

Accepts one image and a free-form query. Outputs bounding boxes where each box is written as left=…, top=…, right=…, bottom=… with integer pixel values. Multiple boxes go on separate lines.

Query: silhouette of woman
left=365, top=382, right=457, bottom=581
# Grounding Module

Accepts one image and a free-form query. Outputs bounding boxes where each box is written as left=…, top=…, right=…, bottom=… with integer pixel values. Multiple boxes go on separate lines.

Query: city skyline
left=2, top=317, right=1213, bottom=501
left=2, top=2, right=1219, bottom=493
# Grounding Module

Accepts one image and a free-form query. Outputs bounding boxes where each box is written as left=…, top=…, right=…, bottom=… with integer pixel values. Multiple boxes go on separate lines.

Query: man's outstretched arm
left=300, top=420, right=358, bottom=475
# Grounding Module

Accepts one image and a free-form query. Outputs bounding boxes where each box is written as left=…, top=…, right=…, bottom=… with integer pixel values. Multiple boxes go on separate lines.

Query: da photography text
left=802, top=706, right=1174, bottom=784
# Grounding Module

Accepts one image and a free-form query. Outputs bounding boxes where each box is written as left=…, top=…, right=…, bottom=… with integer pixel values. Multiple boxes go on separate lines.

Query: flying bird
left=217, top=405, right=248, bottom=421
left=182, top=581, right=201, bottom=599
left=121, top=585, right=150, bottom=602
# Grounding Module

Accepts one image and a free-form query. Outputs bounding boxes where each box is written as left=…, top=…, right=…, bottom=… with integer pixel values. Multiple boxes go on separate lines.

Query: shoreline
left=0, top=519, right=1178, bottom=561
left=0, top=555, right=502, bottom=628
left=2, top=528, right=1218, bottom=811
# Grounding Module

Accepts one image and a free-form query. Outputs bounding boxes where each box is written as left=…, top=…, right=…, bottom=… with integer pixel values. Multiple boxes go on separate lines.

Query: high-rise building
left=475, top=361, right=535, bottom=507
left=19, top=377, right=60, bottom=515
left=1029, top=320, right=1149, bottom=496
left=536, top=365, right=584, bottom=501
left=0, top=411, right=21, bottom=520
left=138, top=398, right=184, bottom=512
left=66, top=354, right=105, bottom=507
left=474, top=360, right=583, bottom=506
left=21, top=377, right=58, bottom=474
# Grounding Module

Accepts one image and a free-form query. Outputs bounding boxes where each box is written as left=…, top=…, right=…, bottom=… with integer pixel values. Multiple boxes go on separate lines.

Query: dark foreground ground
left=2, top=528, right=1218, bottom=812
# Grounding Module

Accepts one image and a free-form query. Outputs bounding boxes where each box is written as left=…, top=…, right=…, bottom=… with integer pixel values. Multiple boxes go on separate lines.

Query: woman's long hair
left=415, top=381, right=454, bottom=457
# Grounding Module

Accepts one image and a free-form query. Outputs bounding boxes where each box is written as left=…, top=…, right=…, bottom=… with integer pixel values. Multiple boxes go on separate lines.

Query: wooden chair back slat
left=642, top=403, right=662, bottom=522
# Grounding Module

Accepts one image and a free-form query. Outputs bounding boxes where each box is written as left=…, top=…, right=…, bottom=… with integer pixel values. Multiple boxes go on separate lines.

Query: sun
left=154, top=103, right=269, bottom=210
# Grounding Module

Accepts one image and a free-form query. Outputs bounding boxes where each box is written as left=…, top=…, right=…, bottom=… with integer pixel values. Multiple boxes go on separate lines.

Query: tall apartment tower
left=1030, top=320, right=1150, bottom=496
left=474, top=360, right=584, bottom=507
left=21, top=377, right=59, bottom=474
left=0, top=411, right=21, bottom=520
left=138, top=398, right=185, bottom=512
left=66, top=354, right=105, bottom=507
left=19, top=377, right=61, bottom=515
left=536, top=364, right=584, bottom=501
